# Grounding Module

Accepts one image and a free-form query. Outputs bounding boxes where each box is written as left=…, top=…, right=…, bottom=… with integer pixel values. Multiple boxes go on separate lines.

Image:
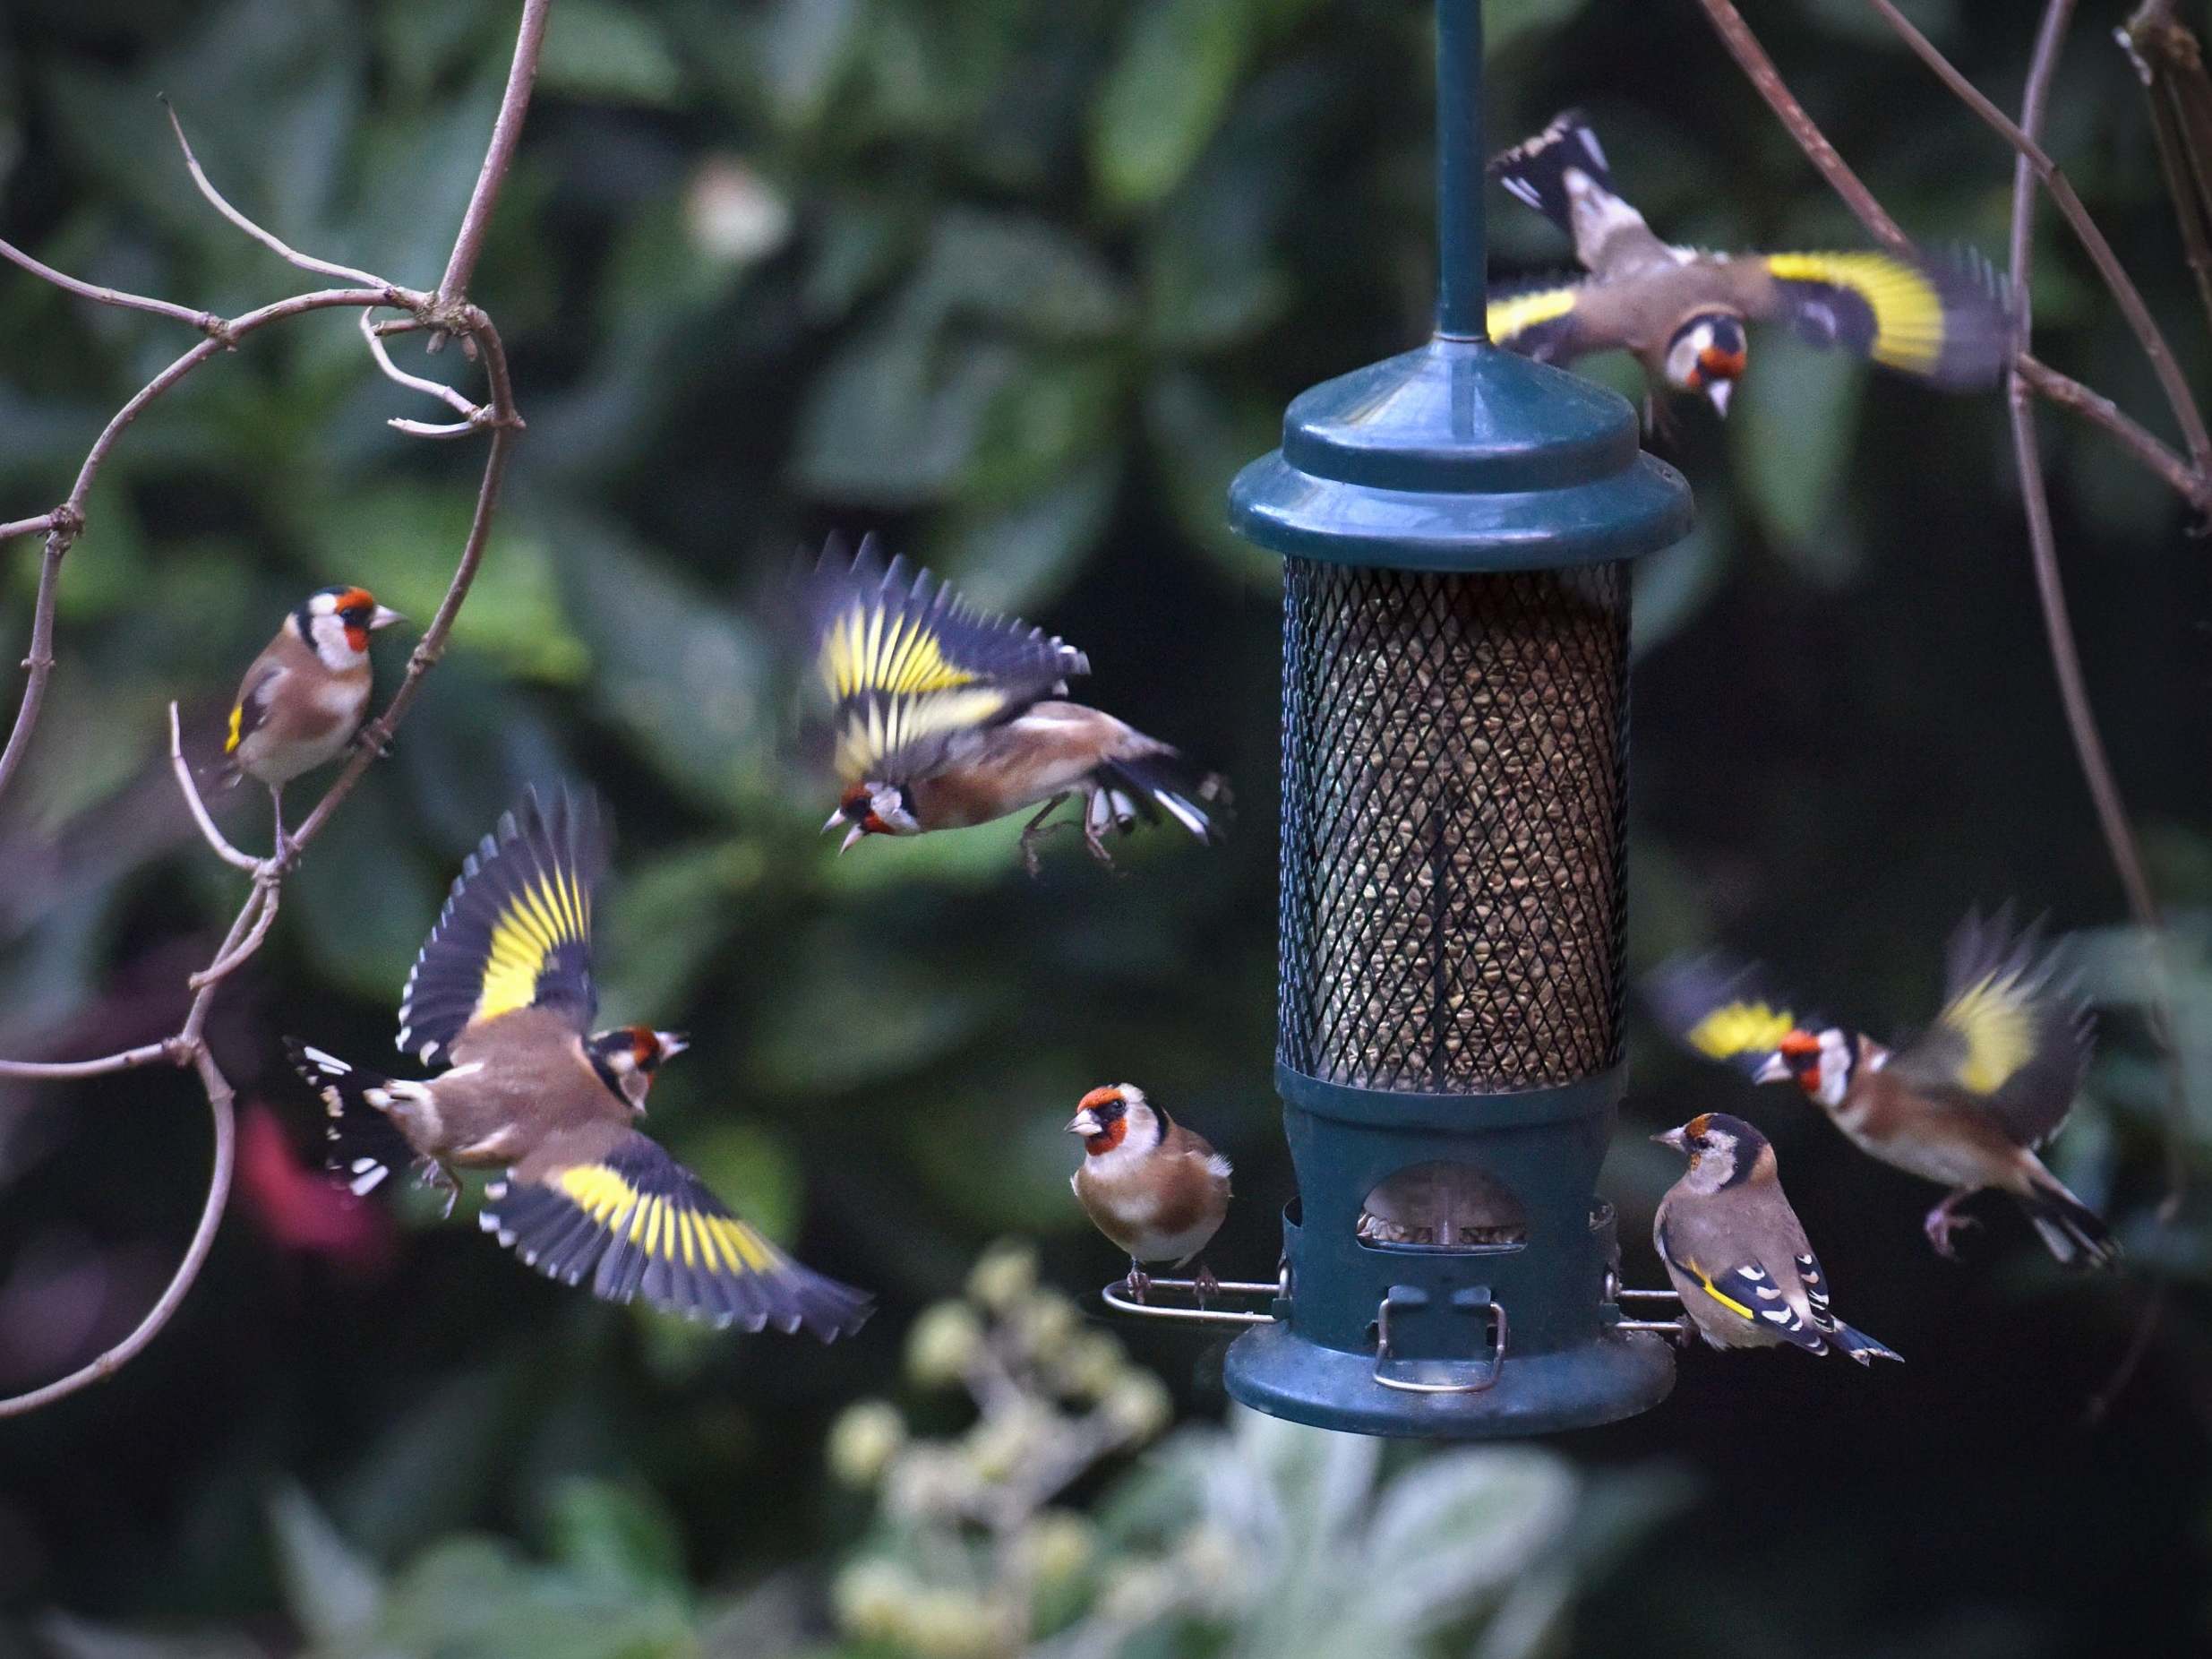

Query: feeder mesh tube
left=1278, top=562, right=1630, bottom=1091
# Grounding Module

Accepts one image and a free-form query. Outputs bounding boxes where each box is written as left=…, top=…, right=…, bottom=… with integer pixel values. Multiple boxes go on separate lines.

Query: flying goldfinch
left=1648, top=908, right=2116, bottom=1268
left=805, top=537, right=1229, bottom=874
left=1067, top=1084, right=1231, bottom=1302
left=1486, top=110, right=2016, bottom=417
left=1654, top=1113, right=1900, bottom=1364
left=285, top=787, right=872, bottom=1338
left=222, top=585, right=404, bottom=859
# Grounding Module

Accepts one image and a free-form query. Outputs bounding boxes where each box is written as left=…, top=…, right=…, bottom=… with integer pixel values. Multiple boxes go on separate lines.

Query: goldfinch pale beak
left=1703, top=379, right=1733, bottom=417
left=1066, top=1109, right=1102, bottom=1137
left=655, top=1031, right=689, bottom=1060
left=1753, top=1053, right=1791, bottom=1085
left=1651, top=1126, right=1689, bottom=1152
left=370, top=606, right=407, bottom=631
left=839, top=822, right=867, bottom=854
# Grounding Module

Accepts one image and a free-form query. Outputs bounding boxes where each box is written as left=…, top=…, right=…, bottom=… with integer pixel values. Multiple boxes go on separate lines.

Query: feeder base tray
left=1223, top=1319, right=1675, bottom=1439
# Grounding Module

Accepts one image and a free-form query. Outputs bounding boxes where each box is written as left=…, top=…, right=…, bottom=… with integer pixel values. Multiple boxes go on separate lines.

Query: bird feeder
left=1214, top=0, right=1693, bottom=1436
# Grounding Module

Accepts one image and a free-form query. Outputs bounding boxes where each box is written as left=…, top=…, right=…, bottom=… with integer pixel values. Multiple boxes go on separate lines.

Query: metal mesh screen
left=1279, top=561, right=1630, bottom=1091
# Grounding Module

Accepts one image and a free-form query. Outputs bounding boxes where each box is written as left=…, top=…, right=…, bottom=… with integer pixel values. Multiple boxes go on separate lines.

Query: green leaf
left=266, top=1483, right=382, bottom=1646
left=1729, top=337, right=1866, bottom=584
left=303, top=485, right=590, bottom=684
left=1092, top=0, right=1255, bottom=211
left=543, top=1478, right=690, bottom=1599
left=539, top=0, right=684, bottom=107
left=929, top=452, right=1121, bottom=614
left=1359, top=1449, right=1576, bottom=1629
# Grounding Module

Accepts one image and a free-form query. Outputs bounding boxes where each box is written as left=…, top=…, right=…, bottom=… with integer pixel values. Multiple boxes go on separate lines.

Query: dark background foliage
left=2, top=0, right=2209, bottom=1653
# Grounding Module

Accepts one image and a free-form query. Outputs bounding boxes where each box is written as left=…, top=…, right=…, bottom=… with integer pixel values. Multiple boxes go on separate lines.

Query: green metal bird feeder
left=1211, top=0, right=1693, bottom=1436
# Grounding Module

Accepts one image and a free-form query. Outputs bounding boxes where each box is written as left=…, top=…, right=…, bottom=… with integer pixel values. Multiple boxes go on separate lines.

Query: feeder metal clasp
left=1372, top=1288, right=1506, bottom=1395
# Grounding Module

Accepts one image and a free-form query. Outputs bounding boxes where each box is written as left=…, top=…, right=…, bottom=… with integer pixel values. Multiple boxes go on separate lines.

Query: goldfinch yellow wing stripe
left=1762, top=250, right=2015, bottom=388
left=807, top=534, right=1089, bottom=785
left=398, top=787, right=607, bottom=1065
left=1891, top=908, right=2090, bottom=1148
left=478, top=1133, right=873, bottom=1339
left=1486, top=283, right=1586, bottom=362
left=1645, top=955, right=1808, bottom=1079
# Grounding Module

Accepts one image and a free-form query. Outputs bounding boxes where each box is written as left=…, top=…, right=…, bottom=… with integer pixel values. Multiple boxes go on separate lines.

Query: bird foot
left=1122, top=1265, right=1152, bottom=1304
left=1191, top=1262, right=1220, bottom=1309
left=350, top=726, right=395, bottom=761
left=1082, top=827, right=1127, bottom=877
left=417, top=1159, right=460, bottom=1220
left=1924, top=1201, right=1979, bottom=1259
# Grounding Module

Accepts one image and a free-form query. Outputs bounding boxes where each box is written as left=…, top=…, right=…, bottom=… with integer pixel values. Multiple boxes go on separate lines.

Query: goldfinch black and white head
left=296, top=585, right=406, bottom=669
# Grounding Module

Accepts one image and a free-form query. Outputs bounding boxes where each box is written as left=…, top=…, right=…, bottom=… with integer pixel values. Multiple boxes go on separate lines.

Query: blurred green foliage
left=3, top=0, right=2212, bottom=1655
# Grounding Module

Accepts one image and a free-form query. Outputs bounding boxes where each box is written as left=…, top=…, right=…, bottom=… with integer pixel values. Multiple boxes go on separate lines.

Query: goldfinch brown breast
left=1653, top=1113, right=1900, bottom=1364
left=804, top=536, right=1230, bottom=874
left=1067, top=1084, right=1230, bottom=1301
left=285, top=786, right=872, bottom=1339
left=1649, top=907, right=2115, bottom=1268
left=1486, top=110, right=2017, bottom=417
left=223, top=585, right=404, bottom=857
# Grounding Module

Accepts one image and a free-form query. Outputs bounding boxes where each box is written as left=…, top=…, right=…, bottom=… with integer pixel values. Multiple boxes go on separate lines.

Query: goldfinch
left=806, top=537, right=1229, bottom=874
left=285, top=786, right=872, bottom=1339
left=1067, top=1084, right=1231, bottom=1302
left=1648, top=908, right=2116, bottom=1268
left=1654, top=1113, right=1900, bottom=1364
left=1486, top=111, right=2016, bottom=417
left=222, top=586, right=404, bottom=859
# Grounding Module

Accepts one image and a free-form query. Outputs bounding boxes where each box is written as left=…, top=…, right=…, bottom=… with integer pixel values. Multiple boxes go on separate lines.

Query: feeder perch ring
left=1100, top=1273, right=1283, bottom=1328
left=1374, top=1295, right=1505, bottom=1395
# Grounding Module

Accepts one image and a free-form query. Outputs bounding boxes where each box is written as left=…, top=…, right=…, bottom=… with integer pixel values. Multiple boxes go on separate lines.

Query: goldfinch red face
left=1066, top=1084, right=1157, bottom=1156
left=825, top=781, right=920, bottom=851
left=1663, top=314, right=1748, bottom=416
left=586, top=1025, right=689, bottom=1112
left=1755, top=1027, right=1854, bottom=1106
left=297, top=585, right=404, bottom=669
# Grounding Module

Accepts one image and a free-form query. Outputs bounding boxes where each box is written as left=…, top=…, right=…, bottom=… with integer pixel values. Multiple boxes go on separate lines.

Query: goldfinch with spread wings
left=1654, top=1113, right=1900, bottom=1364
left=1648, top=908, right=2115, bottom=1268
left=221, top=586, right=404, bottom=860
left=285, top=787, right=872, bottom=1338
left=806, top=537, right=1229, bottom=875
left=1486, top=111, right=2016, bottom=417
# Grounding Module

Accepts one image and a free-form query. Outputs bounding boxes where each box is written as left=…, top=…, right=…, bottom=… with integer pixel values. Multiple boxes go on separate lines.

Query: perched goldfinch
left=222, top=585, right=404, bottom=858
left=806, top=537, right=1229, bottom=874
left=1067, top=1084, right=1231, bottom=1302
left=285, top=787, right=872, bottom=1339
left=1654, top=1113, right=1901, bottom=1364
left=1486, top=111, right=2015, bottom=417
left=1648, top=909, right=2116, bottom=1268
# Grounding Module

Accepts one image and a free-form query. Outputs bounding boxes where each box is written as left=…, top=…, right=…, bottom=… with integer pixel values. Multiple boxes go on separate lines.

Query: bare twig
left=0, top=1041, right=181, bottom=1081
left=0, top=0, right=550, bottom=1417
left=159, top=97, right=395, bottom=292
left=2015, top=354, right=2212, bottom=511
left=1693, top=0, right=1914, bottom=254
left=2121, top=2, right=2212, bottom=340
left=1870, top=0, right=2212, bottom=471
left=0, top=527, right=72, bottom=806
left=0, top=237, right=227, bottom=337
left=436, top=0, right=553, bottom=308
left=166, top=702, right=261, bottom=874
left=357, top=307, right=479, bottom=420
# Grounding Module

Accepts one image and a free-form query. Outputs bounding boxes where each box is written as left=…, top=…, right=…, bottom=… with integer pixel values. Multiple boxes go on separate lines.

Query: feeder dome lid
left=1231, top=336, right=1694, bottom=572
